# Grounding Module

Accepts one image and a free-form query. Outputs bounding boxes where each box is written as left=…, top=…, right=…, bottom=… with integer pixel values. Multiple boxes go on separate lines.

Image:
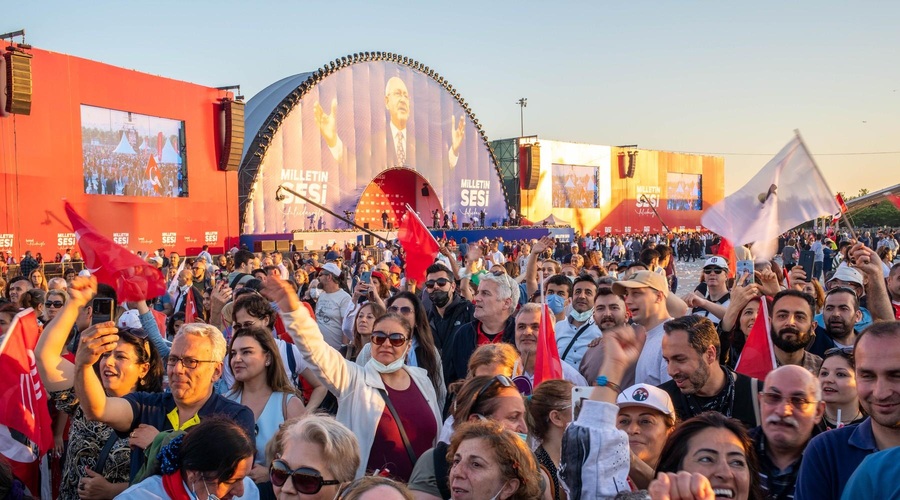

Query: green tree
left=850, top=200, right=900, bottom=227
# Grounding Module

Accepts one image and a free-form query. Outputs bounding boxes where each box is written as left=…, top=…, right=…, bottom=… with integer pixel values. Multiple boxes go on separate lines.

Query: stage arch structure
left=239, top=52, right=509, bottom=237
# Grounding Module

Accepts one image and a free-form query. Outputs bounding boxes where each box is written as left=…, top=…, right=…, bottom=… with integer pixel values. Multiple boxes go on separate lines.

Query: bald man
left=749, top=365, right=824, bottom=499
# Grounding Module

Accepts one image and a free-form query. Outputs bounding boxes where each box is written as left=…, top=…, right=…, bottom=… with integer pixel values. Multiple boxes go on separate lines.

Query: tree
left=850, top=200, right=900, bottom=228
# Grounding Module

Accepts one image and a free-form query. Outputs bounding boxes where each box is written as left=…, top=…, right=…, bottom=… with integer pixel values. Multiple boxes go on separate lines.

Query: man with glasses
left=683, top=256, right=731, bottom=325
left=74, top=322, right=254, bottom=477
left=796, top=321, right=900, bottom=500
left=314, top=262, right=351, bottom=350
left=423, top=263, right=473, bottom=350
left=442, top=273, right=519, bottom=387
left=191, top=258, right=213, bottom=292
left=750, top=365, right=824, bottom=499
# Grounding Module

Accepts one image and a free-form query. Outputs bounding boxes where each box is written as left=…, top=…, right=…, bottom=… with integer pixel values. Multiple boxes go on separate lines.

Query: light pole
left=516, top=97, right=527, bottom=137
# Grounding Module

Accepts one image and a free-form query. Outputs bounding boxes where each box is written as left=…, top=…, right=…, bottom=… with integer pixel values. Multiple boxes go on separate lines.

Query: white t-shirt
left=634, top=320, right=674, bottom=386
left=315, top=289, right=352, bottom=349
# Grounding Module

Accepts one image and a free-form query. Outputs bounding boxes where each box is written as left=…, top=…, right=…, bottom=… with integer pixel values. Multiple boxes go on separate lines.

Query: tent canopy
left=113, top=132, right=136, bottom=155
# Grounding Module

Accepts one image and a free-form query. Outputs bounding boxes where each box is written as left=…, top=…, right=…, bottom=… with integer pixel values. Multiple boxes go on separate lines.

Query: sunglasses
left=424, top=278, right=451, bottom=289
left=371, top=330, right=409, bottom=347
left=45, top=300, right=65, bottom=308
left=824, top=346, right=854, bottom=359
left=474, top=375, right=516, bottom=406
left=269, top=459, right=340, bottom=494
left=759, top=392, right=817, bottom=410
left=703, top=268, right=725, bottom=275
left=388, top=305, right=414, bottom=315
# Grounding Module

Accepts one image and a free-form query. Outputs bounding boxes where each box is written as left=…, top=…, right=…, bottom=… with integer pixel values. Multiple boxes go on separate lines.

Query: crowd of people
left=0, top=226, right=898, bottom=499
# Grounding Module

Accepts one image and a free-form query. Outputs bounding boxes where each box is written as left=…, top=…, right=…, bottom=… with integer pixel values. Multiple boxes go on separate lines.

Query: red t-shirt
left=892, top=301, right=900, bottom=321
left=366, top=380, right=437, bottom=482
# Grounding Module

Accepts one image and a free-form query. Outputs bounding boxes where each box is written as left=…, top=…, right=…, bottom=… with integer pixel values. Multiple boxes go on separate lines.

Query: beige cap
left=612, top=270, right=669, bottom=297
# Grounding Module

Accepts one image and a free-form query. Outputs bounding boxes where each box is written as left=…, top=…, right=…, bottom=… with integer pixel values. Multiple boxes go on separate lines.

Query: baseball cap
left=703, top=256, right=729, bottom=269
left=389, top=264, right=402, bottom=275
left=324, top=250, right=340, bottom=262
left=827, top=264, right=863, bottom=286
left=117, top=309, right=143, bottom=329
left=611, top=270, right=669, bottom=297
left=616, top=383, right=675, bottom=416
left=322, top=262, right=342, bottom=277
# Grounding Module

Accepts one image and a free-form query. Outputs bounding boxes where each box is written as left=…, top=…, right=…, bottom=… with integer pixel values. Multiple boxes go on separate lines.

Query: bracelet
left=596, top=375, right=622, bottom=393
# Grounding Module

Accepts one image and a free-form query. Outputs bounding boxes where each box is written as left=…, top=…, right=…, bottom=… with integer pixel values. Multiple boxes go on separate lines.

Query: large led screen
left=666, top=172, right=702, bottom=211
left=242, top=60, right=507, bottom=234
left=80, top=105, right=187, bottom=197
left=551, top=163, right=598, bottom=208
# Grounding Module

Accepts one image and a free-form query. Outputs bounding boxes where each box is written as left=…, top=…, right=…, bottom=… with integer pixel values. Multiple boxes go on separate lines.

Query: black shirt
left=659, top=367, right=762, bottom=428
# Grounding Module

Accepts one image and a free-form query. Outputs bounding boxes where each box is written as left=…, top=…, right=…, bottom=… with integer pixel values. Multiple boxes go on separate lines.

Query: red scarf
left=161, top=472, right=192, bottom=500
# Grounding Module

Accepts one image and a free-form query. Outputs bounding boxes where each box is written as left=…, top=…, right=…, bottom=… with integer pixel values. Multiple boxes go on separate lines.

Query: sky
left=7, top=1, right=900, bottom=196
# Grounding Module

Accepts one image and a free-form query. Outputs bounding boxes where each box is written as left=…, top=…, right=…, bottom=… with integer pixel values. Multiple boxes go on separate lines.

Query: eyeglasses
left=759, top=392, right=817, bottom=410
left=703, top=268, right=725, bottom=275
left=388, top=305, right=413, bottom=315
left=474, top=375, right=516, bottom=407
left=269, top=459, right=340, bottom=494
left=424, top=278, right=451, bottom=289
left=44, top=300, right=65, bottom=308
left=233, top=321, right=260, bottom=332
left=824, top=346, right=854, bottom=359
left=165, top=355, right=218, bottom=370
left=370, top=331, right=410, bottom=347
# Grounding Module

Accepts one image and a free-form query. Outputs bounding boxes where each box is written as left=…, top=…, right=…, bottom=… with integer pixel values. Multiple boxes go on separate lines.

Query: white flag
left=702, top=135, right=839, bottom=258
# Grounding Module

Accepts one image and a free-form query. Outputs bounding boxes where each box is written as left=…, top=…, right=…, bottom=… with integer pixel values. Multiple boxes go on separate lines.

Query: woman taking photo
left=269, top=415, right=360, bottom=500
left=118, top=417, right=257, bottom=499
left=344, top=301, right=385, bottom=363
left=817, top=347, right=866, bottom=430
left=35, top=276, right=164, bottom=499
left=263, top=278, right=441, bottom=482
left=446, top=420, right=542, bottom=500
left=356, top=291, right=446, bottom=407
left=227, top=325, right=307, bottom=496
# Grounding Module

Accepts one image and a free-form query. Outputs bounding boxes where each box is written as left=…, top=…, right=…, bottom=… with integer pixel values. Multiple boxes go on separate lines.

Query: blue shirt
left=841, top=446, right=900, bottom=499
left=795, top=418, right=879, bottom=500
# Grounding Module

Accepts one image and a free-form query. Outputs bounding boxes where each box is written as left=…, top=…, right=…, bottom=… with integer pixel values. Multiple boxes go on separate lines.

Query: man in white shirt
left=612, top=271, right=673, bottom=386
left=314, top=262, right=352, bottom=350
left=555, top=275, right=602, bottom=368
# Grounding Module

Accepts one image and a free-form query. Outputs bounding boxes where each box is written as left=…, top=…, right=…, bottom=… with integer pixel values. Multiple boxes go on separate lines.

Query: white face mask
left=488, top=480, right=510, bottom=500
left=367, top=344, right=409, bottom=374
left=570, top=308, right=593, bottom=323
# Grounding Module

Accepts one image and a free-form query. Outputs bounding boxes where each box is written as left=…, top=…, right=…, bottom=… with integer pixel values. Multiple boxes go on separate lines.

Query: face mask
left=193, top=479, right=220, bottom=500
left=429, top=289, right=451, bottom=308
left=566, top=275, right=576, bottom=283
left=546, top=294, right=566, bottom=315
left=489, top=480, right=511, bottom=500
left=309, top=288, right=320, bottom=299
left=570, top=308, right=593, bottom=323
left=367, top=344, right=409, bottom=374
left=515, top=432, right=529, bottom=442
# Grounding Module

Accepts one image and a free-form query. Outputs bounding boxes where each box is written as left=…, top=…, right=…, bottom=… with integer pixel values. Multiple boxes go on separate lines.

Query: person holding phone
left=683, top=256, right=732, bottom=325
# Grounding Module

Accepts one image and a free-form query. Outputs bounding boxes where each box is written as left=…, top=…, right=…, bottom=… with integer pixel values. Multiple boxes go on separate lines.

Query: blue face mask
left=546, top=294, right=566, bottom=314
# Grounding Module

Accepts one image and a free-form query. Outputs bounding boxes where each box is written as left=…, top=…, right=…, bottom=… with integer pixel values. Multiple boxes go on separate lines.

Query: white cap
left=321, top=262, right=342, bottom=277
left=117, top=309, right=142, bottom=329
left=827, top=264, right=863, bottom=286
left=704, top=256, right=729, bottom=269
left=616, top=383, right=675, bottom=416
left=78, top=269, right=92, bottom=277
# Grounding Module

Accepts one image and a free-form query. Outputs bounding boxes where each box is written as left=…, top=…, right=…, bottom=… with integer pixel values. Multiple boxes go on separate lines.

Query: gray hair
left=516, top=302, right=542, bottom=319
left=479, top=273, right=520, bottom=314
left=176, top=323, right=227, bottom=362
left=281, top=414, right=360, bottom=483
left=764, top=365, right=823, bottom=401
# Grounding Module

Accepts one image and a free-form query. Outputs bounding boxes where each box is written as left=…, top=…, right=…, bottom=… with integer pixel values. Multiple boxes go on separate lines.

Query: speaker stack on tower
left=218, top=98, right=245, bottom=171
left=2, top=46, right=33, bottom=116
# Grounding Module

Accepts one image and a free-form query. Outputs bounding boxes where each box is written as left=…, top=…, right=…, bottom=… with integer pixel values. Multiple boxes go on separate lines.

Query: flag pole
left=793, top=130, right=857, bottom=240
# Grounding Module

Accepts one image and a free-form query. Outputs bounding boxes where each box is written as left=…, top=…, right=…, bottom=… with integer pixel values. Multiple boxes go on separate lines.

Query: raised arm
left=526, top=236, right=552, bottom=299
left=850, top=243, right=893, bottom=322
left=130, top=299, right=170, bottom=358
left=72, top=323, right=136, bottom=431
left=36, top=276, right=97, bottom=392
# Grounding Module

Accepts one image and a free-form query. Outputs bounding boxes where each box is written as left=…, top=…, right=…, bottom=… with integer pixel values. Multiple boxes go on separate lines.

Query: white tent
left=139, top=138, right=151, bottom=151
left=113, top=133, right=137, bottom=155
left=539, top=214, right=570, bottom=226
left=160, top=140, right=182, bottom=164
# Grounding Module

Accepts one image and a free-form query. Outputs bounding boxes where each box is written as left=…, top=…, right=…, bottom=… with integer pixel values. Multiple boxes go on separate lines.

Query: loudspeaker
left=626, top=151, right=637, bottom=178
left=219, top=99, right=245, bottom=171
left=521, top=143, right=541, bottom=190
left=3, top=50, right=33, bottom=115
left=421, top=185, right=430, bottom=196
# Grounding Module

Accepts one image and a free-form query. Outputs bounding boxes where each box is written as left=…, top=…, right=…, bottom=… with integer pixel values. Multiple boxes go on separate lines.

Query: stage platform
left=239, top=226, right=575, bottom=253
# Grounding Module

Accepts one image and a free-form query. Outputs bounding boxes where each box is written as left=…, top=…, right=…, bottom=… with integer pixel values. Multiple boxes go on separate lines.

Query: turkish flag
left=887, top=194, right=900, bottom=211
left=534, top=304, right=563, bottom=387
left=735, top=297, right=776, bottom=380
left=0, top=309, right=53, bottom=458
left=65, top=201, right=168, bottom=302
left=184, top=288, right=198, bottom=323
left=146, top=155, right=163, bottom=195
left=397, top=206, right=440, bottom=285
left=716, top=238, right=737, bottom=279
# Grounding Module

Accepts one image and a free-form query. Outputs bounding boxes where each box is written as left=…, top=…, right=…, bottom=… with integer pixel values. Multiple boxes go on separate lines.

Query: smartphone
left=736, top=260, right=755, bottom=284
left=360, top=271, right=371, bottom=284
left=572, top=386, right=602, bottom=420
left=799, top=250, right=815, bottom=279
left=91, top=297, right=116, bottom=325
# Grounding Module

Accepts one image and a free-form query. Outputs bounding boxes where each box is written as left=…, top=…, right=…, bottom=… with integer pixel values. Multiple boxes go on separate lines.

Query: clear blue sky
left=7, top=1, right=900, bottom=195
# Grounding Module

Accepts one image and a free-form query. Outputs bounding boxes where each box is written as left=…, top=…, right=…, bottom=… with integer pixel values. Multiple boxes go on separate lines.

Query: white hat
left=78, top=269, right=92, bottom=277
left=827, top=264, right=863, bottom=286
left=704, top=256, right=729, bottom=269
left=321, top=262, right=342, bottom=277
left=117, top=309, right=142, bottom=329
left=616, top=383, right=675, bottom=416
